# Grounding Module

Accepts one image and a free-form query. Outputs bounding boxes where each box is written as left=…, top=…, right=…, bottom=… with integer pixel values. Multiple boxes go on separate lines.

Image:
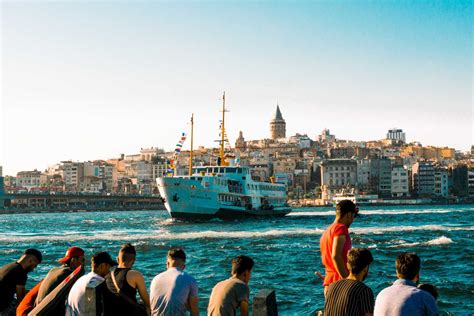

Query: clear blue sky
left=1, top=0, right=472, bottom=175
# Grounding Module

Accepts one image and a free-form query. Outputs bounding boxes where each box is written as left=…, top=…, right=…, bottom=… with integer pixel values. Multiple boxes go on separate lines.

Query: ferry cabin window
left=226, top=168, right=237, bottom=173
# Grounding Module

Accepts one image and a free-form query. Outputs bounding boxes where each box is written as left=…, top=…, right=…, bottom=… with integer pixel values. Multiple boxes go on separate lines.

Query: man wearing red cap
left=34, top=247, right=85, bottom=315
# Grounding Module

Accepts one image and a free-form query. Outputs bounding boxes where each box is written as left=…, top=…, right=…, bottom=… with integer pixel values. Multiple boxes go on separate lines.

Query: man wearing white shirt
left=65, top=252, right=117, bottom=316
left=150, top=248, right=198, bottom=316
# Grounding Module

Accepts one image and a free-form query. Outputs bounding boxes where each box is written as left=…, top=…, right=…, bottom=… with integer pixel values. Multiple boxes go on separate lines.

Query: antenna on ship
left=189, top=113, right=194, bottom=176
left=219, top=92, right=229, bottom=166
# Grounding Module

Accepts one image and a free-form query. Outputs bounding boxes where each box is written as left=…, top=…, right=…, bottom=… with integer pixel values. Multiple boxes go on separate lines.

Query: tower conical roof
left=274, top=105, right=284, bottom=121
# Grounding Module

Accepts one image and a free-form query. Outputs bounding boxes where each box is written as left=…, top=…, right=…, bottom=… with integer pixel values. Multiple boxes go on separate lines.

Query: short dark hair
left=418, top=283, right=438, bottom=300
left=24, top=248, right=42, bottom=263
left=168, top=247, right=186, bottom=262
left=396, top=252, right=420, bottom=280
left=336, top=200, right=357, bottom=217
left=231, top=255, right=254, bottom=276
left=119, top=243, right=136, bottom=262
left=347, top=248, right=373, bottom=274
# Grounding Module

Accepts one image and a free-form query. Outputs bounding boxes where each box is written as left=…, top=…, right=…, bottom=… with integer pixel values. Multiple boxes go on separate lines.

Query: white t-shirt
left=65, top=272, right=105, bottom=316
left=150, top=267, right=198, bottom=316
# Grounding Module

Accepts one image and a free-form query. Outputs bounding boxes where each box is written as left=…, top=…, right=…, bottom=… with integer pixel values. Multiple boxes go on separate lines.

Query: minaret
left=235, top=131, right=246, bottom=151
left=270, top=105, right=286, bottom=139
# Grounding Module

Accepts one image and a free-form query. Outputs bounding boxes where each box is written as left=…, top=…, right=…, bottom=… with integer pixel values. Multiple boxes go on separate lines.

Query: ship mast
left=188, top=113, right=194, bottom=176
left=219, top=92, right=228, bottom=166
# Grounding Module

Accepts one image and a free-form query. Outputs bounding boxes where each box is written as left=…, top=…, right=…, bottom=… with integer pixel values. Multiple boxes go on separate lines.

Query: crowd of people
left=0, top=245, right=253, bottom=316
left=0, top=199, right=440, bottom=316
left=320, top=200, right=439, bottom=316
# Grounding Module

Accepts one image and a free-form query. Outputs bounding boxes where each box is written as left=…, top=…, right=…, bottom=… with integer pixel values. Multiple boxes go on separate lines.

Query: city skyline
left=1, top=0, right=472, bottom=175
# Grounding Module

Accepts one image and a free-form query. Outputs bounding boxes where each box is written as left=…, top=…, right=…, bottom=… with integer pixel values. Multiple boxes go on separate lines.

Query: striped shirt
left=324, top=279, right=374, bottom=316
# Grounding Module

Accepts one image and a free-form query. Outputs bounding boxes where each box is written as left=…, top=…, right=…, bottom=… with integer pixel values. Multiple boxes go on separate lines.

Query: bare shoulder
left=127, top=269, right=145, bottom=283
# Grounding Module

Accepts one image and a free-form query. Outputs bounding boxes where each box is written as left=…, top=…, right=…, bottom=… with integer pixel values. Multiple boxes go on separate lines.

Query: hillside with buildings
left=1, top=106, right=473, bottom=205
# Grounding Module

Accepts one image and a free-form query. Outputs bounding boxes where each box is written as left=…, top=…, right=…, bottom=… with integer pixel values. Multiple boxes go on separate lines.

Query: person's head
left=58, top=246, right=85, bottom=270
left=117, top=243, right=136, bottom=267
left=18, top=248, right=42, bottom=272
left=91, top=252, right=117, bottom=277
left=418, top=283, right=438, bottom=300
left=335, top=200, right=358, bottom=227
left=231, top=255, right=254, bottom=284
left=396, top=252, right=421, bottom=282
left=167, top=247, right=186, bottom=270
left=347, top=248, right=373, bottom=281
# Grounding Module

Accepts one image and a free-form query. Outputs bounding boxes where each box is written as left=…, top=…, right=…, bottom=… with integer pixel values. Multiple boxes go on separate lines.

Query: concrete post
left=83, top=278, right=104, bottom=316
left=252, top=289, right=278, bottom=316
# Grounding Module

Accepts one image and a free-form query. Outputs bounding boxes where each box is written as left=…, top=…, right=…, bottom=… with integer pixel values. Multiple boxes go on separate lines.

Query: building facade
left=434, top=170, right=449, bottom=197
left=412, top=162, right=435, bottom=197
left=320, top=159, right=357, bottom=189
left=386, top=128, right=406, bottom=143
left=391, top=166, right=409, bottom=197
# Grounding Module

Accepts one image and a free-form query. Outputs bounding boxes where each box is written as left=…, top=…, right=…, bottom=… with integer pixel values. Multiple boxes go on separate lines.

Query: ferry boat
left=157, top=93, right=291, bottom=220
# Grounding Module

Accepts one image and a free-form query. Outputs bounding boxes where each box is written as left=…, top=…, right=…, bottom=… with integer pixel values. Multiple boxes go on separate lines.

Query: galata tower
left=270, top=105, right=286, bottom=139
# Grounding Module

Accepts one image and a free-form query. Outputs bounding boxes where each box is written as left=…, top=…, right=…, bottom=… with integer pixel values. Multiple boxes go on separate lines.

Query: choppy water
left=1, top=205, right=473, bottom=315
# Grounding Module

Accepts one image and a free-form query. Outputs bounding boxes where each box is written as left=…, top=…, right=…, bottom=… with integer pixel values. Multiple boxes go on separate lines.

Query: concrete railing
left=252, top=289, right=278, bottom=316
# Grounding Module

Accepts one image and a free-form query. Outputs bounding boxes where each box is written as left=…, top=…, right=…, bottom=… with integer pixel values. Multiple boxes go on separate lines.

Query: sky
left=1, top=0, right=472, bottom=176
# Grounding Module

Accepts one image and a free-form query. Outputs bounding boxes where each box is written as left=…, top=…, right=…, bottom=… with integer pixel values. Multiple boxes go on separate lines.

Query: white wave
left=425, top=236, right=453, bottom=245
left=288, top=211, right=334, bottom=216
left=289, top=209, right=469, bottom=216
left=0, top=228, right=325, bottom=243
left=390, top=236, right=453, bottom=248
left=0, top=225, right=470, bottom=243
left=353, top=225, right=473, bottom=235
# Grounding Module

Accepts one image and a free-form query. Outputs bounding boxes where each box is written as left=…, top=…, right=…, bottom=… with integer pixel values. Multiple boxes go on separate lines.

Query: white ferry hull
left=157, top=176, right=291, bottom=220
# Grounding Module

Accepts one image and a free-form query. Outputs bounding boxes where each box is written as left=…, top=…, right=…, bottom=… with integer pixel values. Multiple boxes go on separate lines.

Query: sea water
left=0, top=204, right=473, bottom=315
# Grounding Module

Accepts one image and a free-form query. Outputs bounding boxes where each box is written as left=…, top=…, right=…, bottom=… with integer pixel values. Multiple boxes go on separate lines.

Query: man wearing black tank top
left=105, top=244, right=150, bottom=316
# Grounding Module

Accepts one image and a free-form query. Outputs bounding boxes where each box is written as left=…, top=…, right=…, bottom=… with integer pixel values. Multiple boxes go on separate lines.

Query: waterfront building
left=450, top=164, right=469, bottom=197
left=386, top=128, right=406, bottom=143
left=16, top=170, right=42, bottom=192
left=412, top=162, right=435, bottom=197
left=356, top=159, right=370, bottom=189
left=270, top=105, right=286, bottom=140
left=152, top=157, right=168, bottom=181
left=391, top=166, right=409, bottom=197
left=368, top=158, right=392, bottom=197
left=434, top=169, right=449, bottom=197
left=62, top=161, right=83, bottom=192
left=320, top=159, right=357, bottom=189
left=468, top=170, right=474, bottom=197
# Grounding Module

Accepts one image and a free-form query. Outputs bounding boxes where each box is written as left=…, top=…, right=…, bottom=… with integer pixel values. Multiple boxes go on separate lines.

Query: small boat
left=157, top=93, right=291, bottom=220
left=332, top=193, right=379, bottom=206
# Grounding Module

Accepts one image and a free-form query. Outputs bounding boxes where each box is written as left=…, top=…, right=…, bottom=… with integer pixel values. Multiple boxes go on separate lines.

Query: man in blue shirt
left=374, top=252, right=438, bottom=316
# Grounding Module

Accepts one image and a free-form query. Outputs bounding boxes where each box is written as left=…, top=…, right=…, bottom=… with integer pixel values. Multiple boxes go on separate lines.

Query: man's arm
left=16, top=285, right=26, bottom=301
left=331, top=235, right=349, bottom=278
left=239, top=300, right=249, bottom=316
left=188, top=296, right=199, bottom=316
left=128, top=271, right=151, bottom=315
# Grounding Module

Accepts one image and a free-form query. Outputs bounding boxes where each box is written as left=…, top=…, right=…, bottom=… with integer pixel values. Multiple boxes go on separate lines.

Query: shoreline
left=0, top=205, right=166, bottom=215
